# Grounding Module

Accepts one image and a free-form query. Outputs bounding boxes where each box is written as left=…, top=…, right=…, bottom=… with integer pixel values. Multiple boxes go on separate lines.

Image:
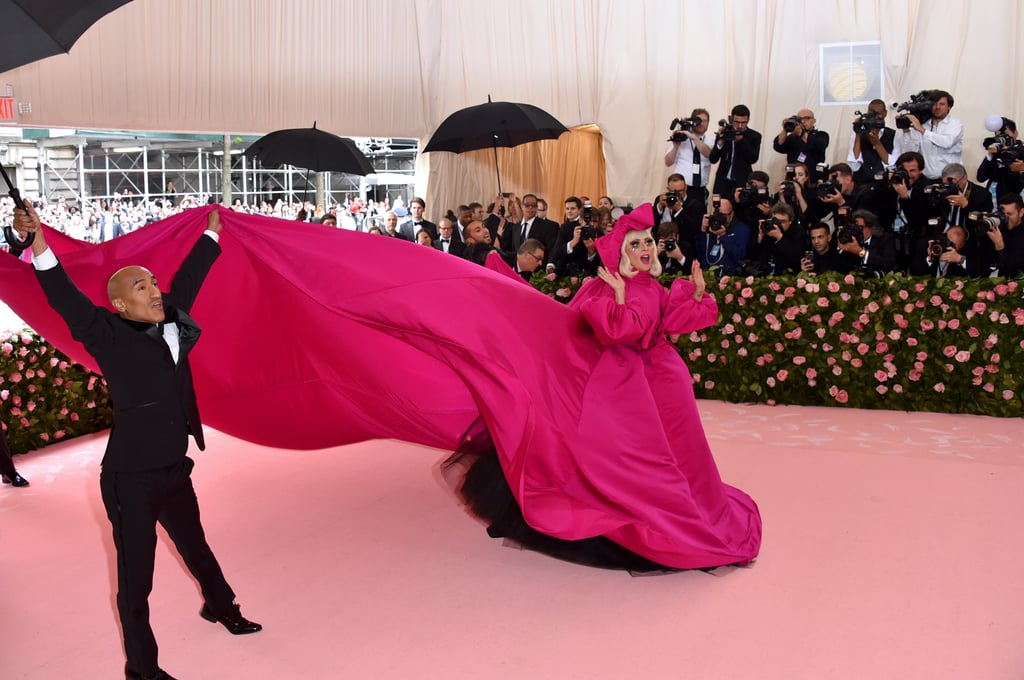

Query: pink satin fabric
left=0, top=207, right=760, bottom=568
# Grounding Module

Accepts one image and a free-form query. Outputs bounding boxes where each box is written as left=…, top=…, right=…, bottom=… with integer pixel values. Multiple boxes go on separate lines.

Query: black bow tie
left=414, top=221, right=422, bottom=225
left=441, top=239, right=449, bottom=243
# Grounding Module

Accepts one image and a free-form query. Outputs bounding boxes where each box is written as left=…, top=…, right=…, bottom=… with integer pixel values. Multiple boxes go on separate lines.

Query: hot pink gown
left=0, top=208, right=760, bottom=569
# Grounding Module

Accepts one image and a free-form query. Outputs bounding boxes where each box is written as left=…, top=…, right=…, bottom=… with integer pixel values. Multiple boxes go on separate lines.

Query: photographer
left=754, top=202, right=806, bottom=276
left=899, top=90, right=964, bottom=180
left=551, top=196, right=584, bottom=270
left=664, top=108, right=714, bottom=202
left=848, top=99, right=902, bottom=184
left=914, top=224, right=978, bottom=278
left=559, top=218, right=603, bottom=277
left=835, top=210, right=898, bottom=276
left=775, top=162, right=812, bottom=224
left=709, top=104, right=763, bottom=200
left=653, top=173, right=704, bottom=253
left=656, top=222, right=691, bottom=276
left=696, top=197, right=750, bottom=274
left=935, top=162, right=993, bottom=228
left=773, top=109, right=830, bottom=181
left=887, top=151, right=935, bottom=268
left=734, top=170, right=773, bottom=244
left=801, top=222, right=853, bottom=275
left=987, top=194, right=1024, bottom=278
left=815, top=162, right=882, bottom=224
left=977, top=116, right=1024, bottom=200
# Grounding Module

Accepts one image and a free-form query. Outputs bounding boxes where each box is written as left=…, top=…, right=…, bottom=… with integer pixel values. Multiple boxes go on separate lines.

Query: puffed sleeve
left=571, top=280, right=654, bottom=346
left=662, top=278, right=718, bottom=335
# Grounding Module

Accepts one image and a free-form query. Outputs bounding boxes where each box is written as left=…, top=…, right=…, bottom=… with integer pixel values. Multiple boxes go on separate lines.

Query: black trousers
left=100, top=457, right=236, bottom=676
left=0, top=426, right=18, bottom=478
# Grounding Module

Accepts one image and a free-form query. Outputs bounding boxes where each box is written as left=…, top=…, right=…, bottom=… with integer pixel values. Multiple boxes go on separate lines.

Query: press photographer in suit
left=835, top=209, right=898, bottom=276
left=914, top=224, right=978, bottom=278
left=710, top=104, right=763, bottom=200
left=773, top=108, right=830, bottom=182
left=13, top=205, right=260, bottom=680
left=987, top=193, right=1024, bottom=278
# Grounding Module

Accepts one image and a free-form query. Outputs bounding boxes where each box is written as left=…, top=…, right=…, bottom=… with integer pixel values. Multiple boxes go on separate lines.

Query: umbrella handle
left=3, top=186, right=35, bottom=255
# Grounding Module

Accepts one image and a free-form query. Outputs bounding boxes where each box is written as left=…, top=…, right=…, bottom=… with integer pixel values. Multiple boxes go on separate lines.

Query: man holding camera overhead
left=898, top=90, right=963, bottom=180
left=664, top=108, right=714, bottom=203
left=772, top=108, right=830, bottom=182
left=710, top=104, right=763, bottom=200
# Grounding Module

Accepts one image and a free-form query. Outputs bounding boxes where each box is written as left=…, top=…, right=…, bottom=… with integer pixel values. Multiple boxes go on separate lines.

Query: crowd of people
left=4, top=91, right=1023, bottom=283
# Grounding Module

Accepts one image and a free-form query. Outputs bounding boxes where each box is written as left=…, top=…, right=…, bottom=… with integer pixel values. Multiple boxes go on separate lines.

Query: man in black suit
left=652, top=173, right=705, bottom=254
left=551, top=196, right=584, bottom=273
left=500, top=238, right=546, bottom=281
left=710, top=104, right=763, bottom=200
left=397, top=196, right=438, bottom=243
left=837, top=209, right=899, bottom=276
left=434, top=217, right=464, bottom=257
left=14, top=205, right=260, bottom=680
left=509, top=193, right=558, bottom=266
left=913, top=224, right=979, bottom=278
left=935, top=162, right=993, bottom=228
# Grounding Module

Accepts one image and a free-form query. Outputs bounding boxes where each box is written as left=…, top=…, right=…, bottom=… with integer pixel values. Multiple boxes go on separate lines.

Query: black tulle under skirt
left=443, top=435, right=675, bottom=573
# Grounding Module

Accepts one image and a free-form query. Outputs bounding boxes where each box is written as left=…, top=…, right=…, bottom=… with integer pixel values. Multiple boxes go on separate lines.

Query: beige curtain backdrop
left=2, top=0, right=1022, bottom=219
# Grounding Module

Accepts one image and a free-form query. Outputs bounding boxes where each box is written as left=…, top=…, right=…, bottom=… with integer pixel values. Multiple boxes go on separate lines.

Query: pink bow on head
left=595, top=202, right=656, bottom=268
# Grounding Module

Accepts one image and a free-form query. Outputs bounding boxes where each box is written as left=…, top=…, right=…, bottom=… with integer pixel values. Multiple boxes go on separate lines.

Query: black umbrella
left=0, top=0, right=134, bottom=73
left=423, top=96, right=570, bottom=193
left=244, top=123, right=374, bottom=176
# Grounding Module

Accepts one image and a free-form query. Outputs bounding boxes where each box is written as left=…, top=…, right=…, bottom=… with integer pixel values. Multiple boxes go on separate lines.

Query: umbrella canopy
left=423, top=98, right=570, bottom=154
left=423, top=97, right=569, bottom=193
left=244, top=124, right=374, bottom=176
left=0, top=0, right=134, bottom=73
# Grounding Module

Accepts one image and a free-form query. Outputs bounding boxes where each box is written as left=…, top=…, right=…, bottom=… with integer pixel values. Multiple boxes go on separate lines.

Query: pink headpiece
left=595, top=202, right=656, bottom=268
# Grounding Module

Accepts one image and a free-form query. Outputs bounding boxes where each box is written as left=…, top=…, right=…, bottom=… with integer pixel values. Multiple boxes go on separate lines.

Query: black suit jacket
left=512, top=218, right=559, bottom=265
left=398, top=219, right=438, bottom=242
left=436, top=238, right=465, bottom=258
left=710, top=128, right=763, bottom=196
left=36, top=235, right=220, bottom=472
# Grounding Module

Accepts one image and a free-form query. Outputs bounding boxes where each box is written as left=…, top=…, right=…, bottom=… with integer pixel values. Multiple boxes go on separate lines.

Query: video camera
left=893, top=90, right=941, bottom=129
left=668, top=116, right=700, bottom=143
left=717, top=117, right=741, bottom=141
left=853, top=109, right=885, bottom=134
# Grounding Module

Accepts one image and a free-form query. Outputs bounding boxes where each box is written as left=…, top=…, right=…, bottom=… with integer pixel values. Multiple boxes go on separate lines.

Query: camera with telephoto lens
left=582, top=199, right=593, bottom=224
left=665, top=189, right=682, bottom=208
left=968, top=210, right=1007, bottom=232
left=889, top=168, right=910, bottom=187
left=668, top=116, right=699, bottom=143
left=816, top=177, right=842, bottom=200
left=853, top=110, right=885, bottom=134
left=893, top=90, right=940, bottom=129
left=663, top=238, right=677, bottom=252
left=581, top=225, right=597, bottom=240
left=738, top=181, right=769, bottom=206
left=984, top=134, right=1024, bottom=168
left=708, top=210, right=729, bottom=232
left=923, top=181, right=958, bottom=203
left=928, top=235, right=955, bottom=259
left=783, top=115, right=801, bottom=133
left=780, top=180, right=797, bottom=204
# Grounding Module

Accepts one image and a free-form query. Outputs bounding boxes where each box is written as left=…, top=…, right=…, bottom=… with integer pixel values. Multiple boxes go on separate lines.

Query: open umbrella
left=423, top=96, right=569, bottom=193
left=244, top=123, right=374, bottom=202
left=244, top=123, right=374, bottom=176
left=0, top=0, right=134, bottom=73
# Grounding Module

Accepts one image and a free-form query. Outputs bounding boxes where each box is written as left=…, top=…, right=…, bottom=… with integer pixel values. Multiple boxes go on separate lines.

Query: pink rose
left=71, top=413, right=80, bottom=422
left=555, top=287, right=572, bottom=298
left=942, top=345, right=957, bottom=358
left=949, top=289, right=964, bottom=301
left=929, top=295, right=943, bottom=306
left=909, top=370, right=922, bottom=381
left=793, top=356, right=806, bottom=365
left=876, top=385, right=888, bottom=395
left=827, top=281, right=840, bottom=293
left=1003, top=390, right=1015, bottom=401
left=972, top=301, right=987, bottom=314
left=893, top=384, right=904, bottom=394
left=741, top=287, right=754, bottom=298
left=850, top=358, right=863, bottom=368
left=954, top=350, right=971, bottom=363
left=874, top=370, right=888, bottom=382
left=777, top=369, right=789, bottom=381
left=983, top=383, right=995, bottom=393
left=9, top=372, right=21, bottom=383
left=832, top=366, right=843, bottom=376
left=921, top=320, right=935, bottom=331
left=835, top=390, right=849, bottom=404
left=934, top=383, right=946, bottom=393
left=876, top=342, right=889, bottom=353
left=815, top=328, right=827, bottom=339
left=704, top=381, right=715, bottom=390
left=806, top=368, right=818, bottom=379
left=968, top=326, right=981, bottom=337
left=767, top=377, right=776, bottom=388
left=906, top=337, right=918, bottom=347
left=857, top=344, right=870, bottom=355
left=816, top=296, right=829, bottom=308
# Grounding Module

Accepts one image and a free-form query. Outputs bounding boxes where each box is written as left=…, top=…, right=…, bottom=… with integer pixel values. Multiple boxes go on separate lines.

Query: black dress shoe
left=200, top=603, right=262, bottom=635
left=125, top=667, right=177, bottom=680
left=1, top=473, right=29, bottom=487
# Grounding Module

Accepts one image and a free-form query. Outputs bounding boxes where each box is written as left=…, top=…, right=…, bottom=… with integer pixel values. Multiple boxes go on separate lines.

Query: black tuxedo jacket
left=710, top=128, right=763, bottom=196
left=861, top=231, right=898, bottom=275
left=398, top=219, right=438, bottom=242
left=436, top=238, right=465, bottom=257
left=512, top=218, right=559, bottom=265
left=36, top=235, right=220, bottom=472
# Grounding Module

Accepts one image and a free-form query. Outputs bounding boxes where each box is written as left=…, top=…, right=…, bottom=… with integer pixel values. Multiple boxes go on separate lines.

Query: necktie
left=521, top=220, right=530, bottom=241
left=692, top=143, right=702, bottom=188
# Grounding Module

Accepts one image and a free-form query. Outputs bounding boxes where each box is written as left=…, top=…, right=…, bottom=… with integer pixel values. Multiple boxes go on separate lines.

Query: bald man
left=13, top=205, right=260, bottom=680
left=773, top=107, right=830, bottom=181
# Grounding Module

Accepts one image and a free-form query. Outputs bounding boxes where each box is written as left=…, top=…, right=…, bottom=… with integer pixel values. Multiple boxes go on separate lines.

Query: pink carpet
left=2, top=401, right=1022, bottom=679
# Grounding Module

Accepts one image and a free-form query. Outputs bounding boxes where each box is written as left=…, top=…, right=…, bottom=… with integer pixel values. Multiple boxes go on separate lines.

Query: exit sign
left=0, top=97, right=14, bottom=120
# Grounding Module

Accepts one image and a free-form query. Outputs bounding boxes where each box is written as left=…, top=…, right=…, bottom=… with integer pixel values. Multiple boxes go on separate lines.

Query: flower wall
left=1, top=329, right=113, bottom=454
left=2, top=271, right=1021, bottom=457
left=533, top=271, right=1024, bottom=418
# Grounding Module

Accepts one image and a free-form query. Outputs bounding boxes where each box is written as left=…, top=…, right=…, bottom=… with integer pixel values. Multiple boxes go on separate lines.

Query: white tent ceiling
left=1, top=0, right=1022, bottom=208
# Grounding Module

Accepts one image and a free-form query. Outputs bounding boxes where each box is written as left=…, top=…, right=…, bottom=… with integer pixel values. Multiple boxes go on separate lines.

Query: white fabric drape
left=2, top=0, right=1022, bottom=216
